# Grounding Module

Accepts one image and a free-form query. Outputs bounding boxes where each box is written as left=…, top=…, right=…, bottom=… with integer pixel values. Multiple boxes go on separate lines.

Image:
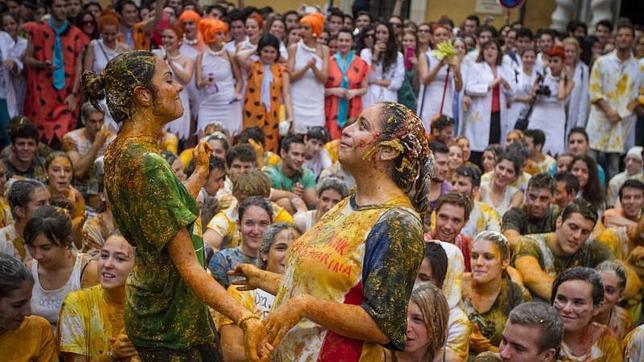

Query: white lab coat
left=360, top=48, right=405, bottom=108
left=0, top=31, right=26, bottom=118
left=506, top=68, right=536, bottom=137
left=462, top=61, right=514, bottom=152
left=566, top=61, right=590, bottom=134
left=417, top=51, right=457, bottom=131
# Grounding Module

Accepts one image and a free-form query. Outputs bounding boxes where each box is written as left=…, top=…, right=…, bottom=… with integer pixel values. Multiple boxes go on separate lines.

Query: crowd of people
left=0, top=0, right=643, bottom=361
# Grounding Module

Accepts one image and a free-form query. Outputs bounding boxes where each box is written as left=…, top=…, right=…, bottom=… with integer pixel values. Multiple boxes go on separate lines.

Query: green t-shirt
left=104, top=138, right=214, bottom=350
left=263, top=164, right=316, bottom=191
left=512, top=233, right=614, bottom=276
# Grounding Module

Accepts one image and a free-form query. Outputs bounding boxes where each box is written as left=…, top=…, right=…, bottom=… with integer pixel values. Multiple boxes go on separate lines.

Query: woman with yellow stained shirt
left=45, top=152, right=86, bottom=247
left=594, top=261, right=634, bottom=340
left=204, top=169, right=293, bottom=251
left=218, top=223, right=299, bottom=361
left=233, top=102, right=432, bottom=361
left=461, top=231, right=531, bottom=357
left=0, top=161, right=12, bottom=228
left=0, top=253, right=57, bottom=362
left=58, top=235, right=138, bottom=361
left=551, top=267, right=623, bottom=362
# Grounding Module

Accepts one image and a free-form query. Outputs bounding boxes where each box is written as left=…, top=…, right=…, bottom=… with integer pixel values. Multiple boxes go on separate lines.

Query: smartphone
left=404, top=47, right=415, bottom=70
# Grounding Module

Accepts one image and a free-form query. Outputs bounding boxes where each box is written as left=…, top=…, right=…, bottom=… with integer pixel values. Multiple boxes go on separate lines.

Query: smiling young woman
left=233, top=102, right=433, bottom=361
left=82, top=50, right=265, bottom=360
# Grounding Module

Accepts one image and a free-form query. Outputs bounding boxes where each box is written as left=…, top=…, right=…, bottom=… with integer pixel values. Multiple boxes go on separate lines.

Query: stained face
left=553, top=279, right=597, bottom=333
left=471, top=239, right=507, bottom=283
left=19, top=187, right=50, bottom=221
left=98, top=236, right=134, bottom=290
left=553, top=181, right=573, bottom=209
left=339, top=105, right=383, bottom=168
left=555, top=213, right=595, bottom=255
left=149, top=57, right=184, bottom=122
left=47, top=156, right=73, bottom=193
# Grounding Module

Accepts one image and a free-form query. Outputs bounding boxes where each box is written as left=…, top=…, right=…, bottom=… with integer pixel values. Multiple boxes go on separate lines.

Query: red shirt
left=491, top=83, right=501, bottom=113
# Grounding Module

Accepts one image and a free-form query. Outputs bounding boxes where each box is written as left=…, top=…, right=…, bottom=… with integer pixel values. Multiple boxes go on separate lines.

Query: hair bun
left=81, top=70, right=106, bottom=110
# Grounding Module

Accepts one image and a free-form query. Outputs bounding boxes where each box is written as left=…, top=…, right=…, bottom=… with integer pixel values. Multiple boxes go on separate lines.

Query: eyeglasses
left=391, top=23, right=401, bottom=28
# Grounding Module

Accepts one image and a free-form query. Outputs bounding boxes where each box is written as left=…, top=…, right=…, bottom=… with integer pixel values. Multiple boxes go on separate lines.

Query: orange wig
left=178, top=9, right=201, bottom=26
left=97, top=10, right=120, bottom=32
left=199, top=18, right=229, bottom=45
left=300, top=12, right=324, bottom=37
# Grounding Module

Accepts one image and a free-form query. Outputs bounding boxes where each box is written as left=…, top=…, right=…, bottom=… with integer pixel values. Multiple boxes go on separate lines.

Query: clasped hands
left=229, top=264, right=307, bottom=362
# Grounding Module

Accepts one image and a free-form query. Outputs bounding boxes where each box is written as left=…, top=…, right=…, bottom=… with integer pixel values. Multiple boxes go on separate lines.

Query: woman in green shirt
left=82, top=50, right=265, bottom=361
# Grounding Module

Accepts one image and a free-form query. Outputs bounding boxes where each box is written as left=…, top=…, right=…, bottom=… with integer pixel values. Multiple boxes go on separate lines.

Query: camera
left=535, top=84, right=551, bottom=96
left=534, top=72, right=551, bottom=97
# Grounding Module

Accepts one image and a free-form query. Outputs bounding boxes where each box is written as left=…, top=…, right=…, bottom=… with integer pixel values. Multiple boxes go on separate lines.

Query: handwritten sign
left=475, top=0, right=503, bottom=15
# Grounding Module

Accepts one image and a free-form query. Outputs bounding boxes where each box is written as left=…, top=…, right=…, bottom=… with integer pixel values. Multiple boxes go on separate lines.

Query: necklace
left=184, top=36, right=198, bottom=45
left=207, top=47, right=225, bottom=57
left=166, top=51, right=183, bottom=60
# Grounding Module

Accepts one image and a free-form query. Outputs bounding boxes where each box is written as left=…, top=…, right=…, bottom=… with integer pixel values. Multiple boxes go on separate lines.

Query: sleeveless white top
left=290, top=41, right=325, bottom=133
left=31, top=253, right=84, bottom=325
left=197, top=48, right=242, bottom=135
left=91, top=39, right=121, bottom=131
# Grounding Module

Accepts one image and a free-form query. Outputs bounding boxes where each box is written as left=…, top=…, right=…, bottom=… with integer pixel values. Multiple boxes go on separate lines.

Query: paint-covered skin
left=104, top=136, right=213, bottom=350
left=271, top=195, right=424, bottom=361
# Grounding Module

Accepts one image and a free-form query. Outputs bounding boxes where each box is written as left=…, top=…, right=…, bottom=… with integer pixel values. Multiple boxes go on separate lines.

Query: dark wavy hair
left=373, top=22, right=399, bottom=74
left=571, top=154, right=603, bottom=210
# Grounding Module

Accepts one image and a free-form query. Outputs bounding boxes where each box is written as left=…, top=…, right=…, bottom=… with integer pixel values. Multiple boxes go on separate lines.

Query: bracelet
left=238, top=314, right=260, bottom=329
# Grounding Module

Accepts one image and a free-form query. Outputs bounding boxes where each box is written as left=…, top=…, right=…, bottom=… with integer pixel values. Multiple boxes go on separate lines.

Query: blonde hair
left=410, top=283, right=449, bottom=361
